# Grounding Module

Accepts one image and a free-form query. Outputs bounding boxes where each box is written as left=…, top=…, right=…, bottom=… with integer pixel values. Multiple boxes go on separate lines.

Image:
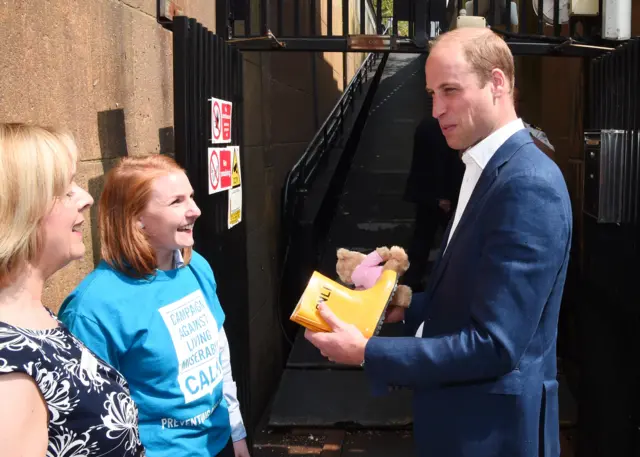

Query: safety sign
left=210, top=97, right=232, bottom=144
left=231, top=146, right=241, bottom=187
left=208, top=147, right=233, bottom=195
left=228, top=186, right=242, bottom=229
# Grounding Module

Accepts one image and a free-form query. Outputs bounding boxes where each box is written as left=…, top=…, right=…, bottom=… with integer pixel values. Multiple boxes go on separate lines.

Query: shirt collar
left=462, top=118, right=525, bottom=170
left=173, top=249, right=185, bottom=269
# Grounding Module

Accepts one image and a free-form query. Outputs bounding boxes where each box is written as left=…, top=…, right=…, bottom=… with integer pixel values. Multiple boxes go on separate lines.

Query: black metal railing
left=585, top=38, right=640, bottom=225
left=280, top=51, right=381, bottom=251
left=589, top=39, right=639, bottom=132
left=228, top=0, right=380, bottom=37
left=215, top=0, right=617, bottom=56
left=172, top=15, right=253, bottom=431
left=581, top=38, right=640, bottom=317
left=275, top=48, right=387, bottom=343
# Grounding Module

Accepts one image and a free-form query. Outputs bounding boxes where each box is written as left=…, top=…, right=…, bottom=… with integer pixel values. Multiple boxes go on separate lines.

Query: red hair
left=99, top=155, right=192, bottom=278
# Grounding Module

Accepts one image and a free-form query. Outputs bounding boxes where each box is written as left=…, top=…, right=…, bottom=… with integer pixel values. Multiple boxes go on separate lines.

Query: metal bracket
left=347, top=35, right=396, bottom=51
left=228, top=29, right=286, bottom=48
left=157, top=0, right=184, bottom=30
left=552, top=38, right=615, bottom=53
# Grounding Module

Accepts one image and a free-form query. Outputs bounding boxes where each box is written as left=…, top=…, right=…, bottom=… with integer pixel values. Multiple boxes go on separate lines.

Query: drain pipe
left=311, top=53, right=319, bottom=130
left=343, top=53, right=348, bottom=95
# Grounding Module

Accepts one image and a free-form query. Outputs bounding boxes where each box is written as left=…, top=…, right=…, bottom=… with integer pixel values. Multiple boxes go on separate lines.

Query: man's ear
left=490, top=68, right=509, bottom=99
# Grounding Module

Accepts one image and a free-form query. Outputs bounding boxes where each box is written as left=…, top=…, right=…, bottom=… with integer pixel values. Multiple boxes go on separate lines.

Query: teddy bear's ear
left=337, top=248, right=348, bottom=259
left=390, top=246, right=407, bottom=258
left=376, top=246, right=391, bottom=260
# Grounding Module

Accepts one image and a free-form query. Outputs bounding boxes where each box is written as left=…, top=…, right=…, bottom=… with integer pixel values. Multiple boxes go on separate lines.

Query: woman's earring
left=138, top=221, right=145, bottom=229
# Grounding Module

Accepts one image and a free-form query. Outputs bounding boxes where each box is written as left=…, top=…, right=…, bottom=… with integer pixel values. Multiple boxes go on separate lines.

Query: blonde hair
left=99, top=154, right=192, bottom=278
left=0, top=123, right=78, bottom=286
left=430, top=28, right=515, bottom=91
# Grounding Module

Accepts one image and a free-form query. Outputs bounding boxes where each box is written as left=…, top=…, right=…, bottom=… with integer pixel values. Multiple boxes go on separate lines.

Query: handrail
left=280, top=51, right=380, bottom=248
left=281, top=25, right=390, bottom=239
left=273, top=28, right=389, bottom=346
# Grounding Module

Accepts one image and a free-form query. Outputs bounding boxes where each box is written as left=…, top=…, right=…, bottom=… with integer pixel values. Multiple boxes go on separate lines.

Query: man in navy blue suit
left=305, top=26, right=572, bottom=457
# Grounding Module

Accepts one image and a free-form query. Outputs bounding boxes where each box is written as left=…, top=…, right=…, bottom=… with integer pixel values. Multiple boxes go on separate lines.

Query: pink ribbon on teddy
left=351, top=250, right=384, bottom=289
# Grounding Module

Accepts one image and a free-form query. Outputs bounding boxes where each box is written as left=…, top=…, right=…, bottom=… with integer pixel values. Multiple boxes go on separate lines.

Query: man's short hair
left=429, top=28, right=515, bottom=91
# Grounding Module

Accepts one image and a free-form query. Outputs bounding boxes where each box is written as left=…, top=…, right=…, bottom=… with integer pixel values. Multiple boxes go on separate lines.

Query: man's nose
left=432, top=95, right=445, bottom=119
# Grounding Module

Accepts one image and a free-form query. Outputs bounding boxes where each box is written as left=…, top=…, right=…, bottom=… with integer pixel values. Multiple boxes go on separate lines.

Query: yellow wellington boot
left=290, top=269, right=398, bottom=338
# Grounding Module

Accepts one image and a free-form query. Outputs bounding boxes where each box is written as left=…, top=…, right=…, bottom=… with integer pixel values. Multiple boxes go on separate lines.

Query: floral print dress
left=0, top=310, right=145, bottom=457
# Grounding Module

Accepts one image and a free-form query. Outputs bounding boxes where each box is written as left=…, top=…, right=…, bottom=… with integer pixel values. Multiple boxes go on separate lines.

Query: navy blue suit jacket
left=364, top=129, right=572, bottom=457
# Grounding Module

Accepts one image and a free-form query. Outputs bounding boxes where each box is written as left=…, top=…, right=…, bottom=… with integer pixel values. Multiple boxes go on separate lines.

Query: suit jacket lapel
left=425, top=130, right=532, bottom=299
left=422, top=215, right=454, bottom=298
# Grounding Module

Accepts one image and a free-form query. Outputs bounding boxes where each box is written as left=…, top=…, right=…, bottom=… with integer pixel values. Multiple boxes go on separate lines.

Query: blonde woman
left=0, top=123, right=145, bottom=456
left=59, top=155, right=249, bottom=457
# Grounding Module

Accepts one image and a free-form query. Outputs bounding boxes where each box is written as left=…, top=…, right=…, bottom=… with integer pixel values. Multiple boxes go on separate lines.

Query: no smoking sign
left=208, top=147, right=232, bottom=194
left=210, top=97, right=232, bottom=144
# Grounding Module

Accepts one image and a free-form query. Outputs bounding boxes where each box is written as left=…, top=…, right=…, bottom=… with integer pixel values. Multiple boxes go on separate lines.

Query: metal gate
left=171, top=16, right=252, bottom=428
left=220, top=0, right=608, bottom=56
left=586, top=38, right=640, bottom=224
left=579, top=38, right=640, bottom=456
left=584, top=38, right=640, bottom=294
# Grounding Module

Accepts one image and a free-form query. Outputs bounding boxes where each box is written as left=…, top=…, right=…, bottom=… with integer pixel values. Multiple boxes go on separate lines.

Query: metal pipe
left=245, top=0, right=252, bottom=35
left=311, top=0, right=317, bottom=35
left=603, top=0, right=631, bottom=40
left=260, top=0, right=269, bottom=35
left=343, top=0, right=349, bottom=36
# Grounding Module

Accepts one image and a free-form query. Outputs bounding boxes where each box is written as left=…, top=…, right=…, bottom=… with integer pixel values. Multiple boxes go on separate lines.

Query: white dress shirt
left=415, top=118, right=525, bottom=338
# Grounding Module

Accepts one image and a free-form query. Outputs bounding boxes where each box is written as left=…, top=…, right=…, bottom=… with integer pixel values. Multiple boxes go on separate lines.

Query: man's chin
left=446, top=138, right=464, bottom=150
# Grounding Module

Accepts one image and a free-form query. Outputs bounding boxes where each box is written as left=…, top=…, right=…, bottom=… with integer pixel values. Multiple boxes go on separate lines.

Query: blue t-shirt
left=59, top=251, right=232, bottom=457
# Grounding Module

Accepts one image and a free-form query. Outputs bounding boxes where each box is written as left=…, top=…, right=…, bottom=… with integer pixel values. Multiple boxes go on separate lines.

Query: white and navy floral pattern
left=0, top=312, right=145, bottom=457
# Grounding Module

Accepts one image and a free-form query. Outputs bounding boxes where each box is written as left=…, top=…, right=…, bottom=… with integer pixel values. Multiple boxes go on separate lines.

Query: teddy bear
left=335, top=245, right=412, bottom=308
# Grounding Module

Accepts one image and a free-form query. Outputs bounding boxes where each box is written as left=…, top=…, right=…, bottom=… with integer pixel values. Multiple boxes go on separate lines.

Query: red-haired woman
left=59, top=155, right=250, bottom=457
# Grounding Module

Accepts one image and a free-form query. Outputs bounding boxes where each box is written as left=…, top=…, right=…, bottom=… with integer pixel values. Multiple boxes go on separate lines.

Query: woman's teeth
left=178, top=224, right=193, bottom=231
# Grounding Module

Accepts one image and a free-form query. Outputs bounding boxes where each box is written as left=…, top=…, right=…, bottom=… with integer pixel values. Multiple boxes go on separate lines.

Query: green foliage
left=373, top=0, right=409, bottom=36
left=372, top=0, right=393, bottom=19
left=397, top=21, right=409, bottom=36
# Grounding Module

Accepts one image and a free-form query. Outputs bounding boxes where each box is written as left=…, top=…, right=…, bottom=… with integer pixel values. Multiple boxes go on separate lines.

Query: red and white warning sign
left=208, top=147, right=233, bottom=194
left=210, top=97, right=233, bottom=144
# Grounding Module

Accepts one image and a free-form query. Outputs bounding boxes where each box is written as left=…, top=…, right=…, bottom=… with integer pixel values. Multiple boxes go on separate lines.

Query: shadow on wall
left=159, top=126, right=176, bottom=157
left=89, top=109, right=129, bottom=267
left=263, top=0, right=349, bottom=228
left=91, top=109, right=175, bottom=267
left=235, top=0, right=351, bottom=432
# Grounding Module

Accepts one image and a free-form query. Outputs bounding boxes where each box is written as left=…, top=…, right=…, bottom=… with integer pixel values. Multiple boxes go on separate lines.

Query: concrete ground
left=253, top=427, right=576, bottom=456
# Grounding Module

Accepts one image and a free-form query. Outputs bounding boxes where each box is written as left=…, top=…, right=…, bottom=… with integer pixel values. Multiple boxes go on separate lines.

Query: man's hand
left=233, top=438, right=251, bottom=457
left=384, top=305, right=405, bottom=324
left=304, top=303, right=368, bottom=365
left=437, top=199, right=452, bottom=213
